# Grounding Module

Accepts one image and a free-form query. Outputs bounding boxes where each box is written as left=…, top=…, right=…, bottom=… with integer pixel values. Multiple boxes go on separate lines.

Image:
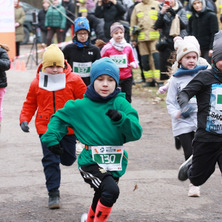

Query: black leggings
left=178, top=131, right=195, bottom=160
left=91, top=176, right=119, bottom=211
left=79, top=164, right=119, bottom=211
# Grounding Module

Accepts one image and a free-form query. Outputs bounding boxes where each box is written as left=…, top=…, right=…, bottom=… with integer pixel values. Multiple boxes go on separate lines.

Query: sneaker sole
left=178, top=155, right=193, bottom=181
left=188, top=193, right=200, bottom=197
left=49, top=204, right=60, bottom=209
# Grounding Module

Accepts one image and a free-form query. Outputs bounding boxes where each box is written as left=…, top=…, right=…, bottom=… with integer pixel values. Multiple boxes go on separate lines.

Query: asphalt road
left=0, top=45, right=221, bottom=222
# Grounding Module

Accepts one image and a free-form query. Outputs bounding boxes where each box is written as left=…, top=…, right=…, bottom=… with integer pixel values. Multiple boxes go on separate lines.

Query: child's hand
left=176, top=110, right=181, bottom=119
left=129, top=62, right=138, bottom=69
left=158, top=85, right=168, bottom=94
left=106, top=109, right=122, bottom=121
left=20, top=121, right=30, bottom=133
left=48, top=144, right=64, bottom=155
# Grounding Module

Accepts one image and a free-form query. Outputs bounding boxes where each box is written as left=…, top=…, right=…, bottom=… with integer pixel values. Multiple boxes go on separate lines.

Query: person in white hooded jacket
left=166, top=36, right=208, bottom=197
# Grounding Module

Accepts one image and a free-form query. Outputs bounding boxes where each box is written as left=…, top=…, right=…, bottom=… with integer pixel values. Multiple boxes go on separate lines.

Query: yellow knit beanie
left=42, top=44, right=64, bottom=72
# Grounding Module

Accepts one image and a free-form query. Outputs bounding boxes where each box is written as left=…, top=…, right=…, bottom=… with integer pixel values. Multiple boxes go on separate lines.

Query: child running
left=101, top=22, right=138, bottom=103
left=178, top=31, right=222, bottom=193
left=166, top=36, right=208, bottom=197
left=63, top=17, right=101, bottom=86
left=41, top=57, right=143, bottom=221
left=19, top=44, right=87, bottom=209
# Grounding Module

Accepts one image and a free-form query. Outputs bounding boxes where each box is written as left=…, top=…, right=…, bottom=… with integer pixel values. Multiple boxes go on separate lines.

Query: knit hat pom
left=174, top=36, right=200, bottom=62
left=90, top=57, right=119, bottom=85
left=110, top=22, right=125, bottom=37
left=42, top=44, right=64, bottom=72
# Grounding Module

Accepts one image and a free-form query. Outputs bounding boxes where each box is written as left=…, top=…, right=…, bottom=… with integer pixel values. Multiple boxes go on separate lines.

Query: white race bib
left=91, top=146, right=124, bottom=171
left=110, top=54, right=128, bottom=68
left=39, top=72, right=66, bottom=91
left=73, top=62, right=92, bottom=77
left=215, top=87, right=222, bottom=110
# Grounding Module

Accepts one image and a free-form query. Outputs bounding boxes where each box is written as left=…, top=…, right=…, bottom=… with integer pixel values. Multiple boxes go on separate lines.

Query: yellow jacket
left=130, top=0, right=160, bottom=41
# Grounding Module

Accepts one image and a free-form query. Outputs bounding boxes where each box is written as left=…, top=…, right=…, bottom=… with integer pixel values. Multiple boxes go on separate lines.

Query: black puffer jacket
left=153, top=0, right=188, bottom=50
left=187, top=7, right=218, bottom=50
left=95, top=0, right=126, bottom=41
left=0, top=47, right=10, bottom=88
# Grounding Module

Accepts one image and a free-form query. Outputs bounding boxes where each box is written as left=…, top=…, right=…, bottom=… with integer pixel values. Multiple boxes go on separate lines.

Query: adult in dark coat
left=95, top=0, right=126, bottom=42
left=153, top=0, right=188, bottom=80
left=188, top=0, right=218, bottom=64
left=62, top=0, right=75, bottom=42
left=38, top=0, right=50, bottom=44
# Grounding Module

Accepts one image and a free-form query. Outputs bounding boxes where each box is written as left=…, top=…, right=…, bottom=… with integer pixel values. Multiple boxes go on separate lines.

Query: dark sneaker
left=48, top=190, right=60, bottom=209
left=178, top=155, right=193, bottom=181
left=175, top=136, right=181, bottom=150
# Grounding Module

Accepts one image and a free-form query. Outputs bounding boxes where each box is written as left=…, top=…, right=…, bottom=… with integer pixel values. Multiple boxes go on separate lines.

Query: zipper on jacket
left=53, top=91, right=56, bottom=113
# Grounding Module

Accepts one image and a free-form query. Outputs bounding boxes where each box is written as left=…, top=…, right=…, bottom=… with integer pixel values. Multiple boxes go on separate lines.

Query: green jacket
left=45, top=4, right=66, bottom=29
left=41, top=92, right=142, bottom=177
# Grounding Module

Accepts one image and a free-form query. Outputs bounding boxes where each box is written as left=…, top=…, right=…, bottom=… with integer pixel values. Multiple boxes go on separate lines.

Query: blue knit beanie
left=74, top=17, right=90, bottom=33
left=90, top=57, right=119, bottom=85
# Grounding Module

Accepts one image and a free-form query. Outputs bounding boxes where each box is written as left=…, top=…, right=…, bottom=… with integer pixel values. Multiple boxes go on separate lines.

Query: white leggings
left=0, top=88, right=6, bottom=122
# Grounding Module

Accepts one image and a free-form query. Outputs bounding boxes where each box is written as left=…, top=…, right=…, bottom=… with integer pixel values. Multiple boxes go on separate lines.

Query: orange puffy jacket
left=20, top=61, right=87, bottom=135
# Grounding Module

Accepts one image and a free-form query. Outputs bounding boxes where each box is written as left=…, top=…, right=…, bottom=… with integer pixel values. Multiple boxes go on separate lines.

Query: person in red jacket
left=19, top=44, right=87, bottom=209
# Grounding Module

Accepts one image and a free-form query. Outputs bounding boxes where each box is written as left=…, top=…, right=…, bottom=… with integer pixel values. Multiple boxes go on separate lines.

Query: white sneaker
left=76, top=141, right=84, bottom=155
left=188, top=183, right=200, bottom=197
left=80, top=213, right=88, bottom=222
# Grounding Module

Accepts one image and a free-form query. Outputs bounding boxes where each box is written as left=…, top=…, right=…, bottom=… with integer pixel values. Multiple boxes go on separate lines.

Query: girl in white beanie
left=166, top=37, right=208, bottom=197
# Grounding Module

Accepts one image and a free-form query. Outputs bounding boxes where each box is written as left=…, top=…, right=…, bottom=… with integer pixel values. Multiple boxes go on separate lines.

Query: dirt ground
left=0, top=45, right=222, bottom=222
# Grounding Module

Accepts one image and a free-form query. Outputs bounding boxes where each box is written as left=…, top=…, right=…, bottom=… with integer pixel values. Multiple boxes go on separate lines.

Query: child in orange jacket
left=19, top=44, right=87, bottom=209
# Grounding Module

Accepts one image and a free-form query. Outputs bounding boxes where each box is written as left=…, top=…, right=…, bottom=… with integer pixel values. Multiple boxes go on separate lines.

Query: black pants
left=46, top=27, right=63, bottom=46
left=178, top=131, right=194, bottom=160
left=188, top=141, right=222, bottom=186
left=16, top=42, right=20, bottom=56
left=159, top=47, right=174, bottom=80
left=119, top=76, right=133, bottom=103
left=79, top=163, right=119, bottom=210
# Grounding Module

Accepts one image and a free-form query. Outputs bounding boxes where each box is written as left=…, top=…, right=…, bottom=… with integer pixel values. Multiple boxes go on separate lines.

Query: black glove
left=181, top=104, right=194, bottom=118
left=48, top=144, right=64, bottom=155
left=106, top=109, right=122, bottom=121
left=20, top=121, right=30, bottom=132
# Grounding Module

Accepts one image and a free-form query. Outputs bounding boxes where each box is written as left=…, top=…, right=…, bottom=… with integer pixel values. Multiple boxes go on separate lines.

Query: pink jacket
left=101, top=42, right=138, bottom=80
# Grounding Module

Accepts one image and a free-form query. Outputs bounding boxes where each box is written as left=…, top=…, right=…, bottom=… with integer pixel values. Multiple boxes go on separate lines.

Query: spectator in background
left=62, top=0, right=75, bottom=42
left=14, top=0, right=25, bottom=56
left=38, top=0, right=50, bottom=44
left=126, top=0, right=145, bottom=83
left=130, top=0, right=160, bottom=87
left=187, top=0, right=218, bottom=64
left=45, top=0, right=66, bottom=46
left=95, top=0, right=126, bottom=42
left=153, top=0, right=188, bottom=81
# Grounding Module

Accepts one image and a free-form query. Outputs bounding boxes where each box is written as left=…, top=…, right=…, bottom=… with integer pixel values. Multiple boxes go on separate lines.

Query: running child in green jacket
left=41, top=57, right=143, bottom=222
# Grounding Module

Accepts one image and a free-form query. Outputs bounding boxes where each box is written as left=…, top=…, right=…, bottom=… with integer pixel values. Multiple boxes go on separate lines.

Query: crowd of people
left=0, top=0, right=220, bottom=221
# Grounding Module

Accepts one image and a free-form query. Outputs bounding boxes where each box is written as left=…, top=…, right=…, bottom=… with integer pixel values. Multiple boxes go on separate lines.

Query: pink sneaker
left=188, top=184, right=200, bottom=197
